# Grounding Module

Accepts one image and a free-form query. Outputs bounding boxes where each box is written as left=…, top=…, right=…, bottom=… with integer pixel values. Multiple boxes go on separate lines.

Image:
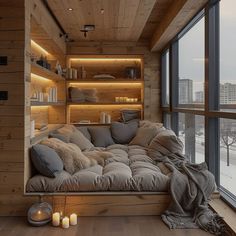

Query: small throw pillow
left=30, top=144, right=64, bottom=178
left=130, top=125, right=164, bottom=147
left=41, top=138, right=97, bottom=174
left=76, top=126, right=92, bottom=141
left=57, top=125, right=94, bottom=151
left=88, top=127, right=115, bottom=147
left=120, top=109, right=141, bottom=122
left=149, top=129, right=184, bottom=155
left=111, top=121, right=138, bottom=144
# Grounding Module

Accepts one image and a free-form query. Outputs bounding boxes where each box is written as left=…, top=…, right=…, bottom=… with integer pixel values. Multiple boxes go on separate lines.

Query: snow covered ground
left=179, top=133, right=236, bottom=196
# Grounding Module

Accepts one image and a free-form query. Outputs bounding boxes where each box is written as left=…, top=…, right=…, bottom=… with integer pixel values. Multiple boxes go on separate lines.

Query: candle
left=52, top=212, right=60, bottom=226
left=134, top=98, right=138, bottom=102
left=70, top=213, right=77, bottom=226
left=62, top=217, right=70, bottom=229
left=115, top=97, right=120, bottom=102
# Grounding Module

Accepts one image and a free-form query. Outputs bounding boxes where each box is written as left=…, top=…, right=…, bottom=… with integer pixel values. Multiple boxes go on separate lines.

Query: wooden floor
left=0, top=216, right=212, bottom=236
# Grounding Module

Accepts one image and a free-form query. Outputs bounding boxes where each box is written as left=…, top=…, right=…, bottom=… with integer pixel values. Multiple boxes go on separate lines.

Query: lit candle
left=62, top=216, right=70, bottom=229
left=52, top=212, right=60, bottom=226
left=70, top=213, right=77, bottom=226
left=134, top=98, right=138, bottom=102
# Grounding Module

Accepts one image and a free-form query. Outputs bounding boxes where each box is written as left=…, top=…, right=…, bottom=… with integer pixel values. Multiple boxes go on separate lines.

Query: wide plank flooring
left=0, top=216, right=212, bottom=236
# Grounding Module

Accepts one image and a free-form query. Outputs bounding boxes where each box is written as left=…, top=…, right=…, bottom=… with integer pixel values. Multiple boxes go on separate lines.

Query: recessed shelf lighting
left=68, top=8, right=73, bottom=11
left=31, top=40, right=49, bottom=56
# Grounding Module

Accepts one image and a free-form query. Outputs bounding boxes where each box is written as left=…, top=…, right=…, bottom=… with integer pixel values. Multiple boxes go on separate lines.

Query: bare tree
left=221, top=128, right=236, bottom=166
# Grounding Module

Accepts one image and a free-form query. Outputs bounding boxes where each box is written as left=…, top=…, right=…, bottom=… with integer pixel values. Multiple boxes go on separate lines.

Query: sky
left=178, top=0, right=236, bottom=96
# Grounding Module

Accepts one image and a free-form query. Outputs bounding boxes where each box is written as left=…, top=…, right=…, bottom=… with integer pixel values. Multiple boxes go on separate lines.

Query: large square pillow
left=76, top=126, right=92, bottom=141
left=31, top=144, right=64, bottom=178
left=88, top=126, right=115, bottom=147
left=57, top=125, right=94, bottom=151
left=130, top=124, right=165, bottom=147
left=111, top=121, right=138, bottom=144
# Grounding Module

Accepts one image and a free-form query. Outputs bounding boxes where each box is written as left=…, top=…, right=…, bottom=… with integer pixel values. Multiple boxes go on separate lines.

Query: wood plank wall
left=0, top=1, right=161, bottom=216
left=67, top=41, right=161, bottom=122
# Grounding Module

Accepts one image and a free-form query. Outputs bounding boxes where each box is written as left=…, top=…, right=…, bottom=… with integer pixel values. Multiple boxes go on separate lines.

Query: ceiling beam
left=150, top=0, right=208, bottom=52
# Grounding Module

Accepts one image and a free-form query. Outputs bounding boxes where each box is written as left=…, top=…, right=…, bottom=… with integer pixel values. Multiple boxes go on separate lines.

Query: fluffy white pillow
left=57, top=125, right=94, bottom=151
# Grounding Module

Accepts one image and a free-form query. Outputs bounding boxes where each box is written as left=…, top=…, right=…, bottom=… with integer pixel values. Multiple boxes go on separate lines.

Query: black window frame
left=161, top=0, right=236, bottom=209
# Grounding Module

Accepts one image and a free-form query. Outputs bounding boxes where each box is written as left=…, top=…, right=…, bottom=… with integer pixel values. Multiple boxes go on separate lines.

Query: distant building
left=195, top=91, right=204, bottom=103
left=179, top=79, right=193, bottom=104
left=220, top=83, right=236, bottom=104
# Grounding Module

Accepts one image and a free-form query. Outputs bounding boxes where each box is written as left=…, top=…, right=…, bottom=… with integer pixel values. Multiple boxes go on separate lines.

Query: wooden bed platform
left=26, top=192, right=220, bottom=216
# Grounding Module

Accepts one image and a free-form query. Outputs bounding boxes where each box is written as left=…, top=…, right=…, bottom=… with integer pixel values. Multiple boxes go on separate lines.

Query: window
left=220, top=118, right=236, bottom=196
left=161, top=49, right=170, bottom=106
left=220, top=0, right=236, bottom=112
left=178, top=113, right=205, bottom=163
left=178, top=17, right=205, bottom=109
left=163, top=113, right=171, bottom=129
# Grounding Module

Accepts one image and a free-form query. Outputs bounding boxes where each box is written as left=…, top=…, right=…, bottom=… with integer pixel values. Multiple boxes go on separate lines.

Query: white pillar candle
left=70, top=213, right=77, bottom=226
left=62, top=217, right=70, bottom=229
left=52, top=212, right=60, bottom=226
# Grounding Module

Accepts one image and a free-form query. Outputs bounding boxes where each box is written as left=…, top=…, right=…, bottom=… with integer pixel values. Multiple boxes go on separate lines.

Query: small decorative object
left=55, top=61, right=63, bottom=76
left=100, top=112, right=106, bottom=124
left=62, top=217, right=70, bottom=229
left=125, top=67, right=138, bottom=79
left=115, top=97, right=120, bottom=102
left=134, top=98, right=138, bottom=102
left=69, top=213, right=77, bottom=226
left=105, top=114, right=111, bottom=124
left=52, top=212, right=60, bottom=227
left=27, top=200, right=52, bottom=226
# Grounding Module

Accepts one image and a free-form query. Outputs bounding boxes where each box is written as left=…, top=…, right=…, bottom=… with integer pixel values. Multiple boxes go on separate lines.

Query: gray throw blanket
left=148, top=130, right=227, bottom=235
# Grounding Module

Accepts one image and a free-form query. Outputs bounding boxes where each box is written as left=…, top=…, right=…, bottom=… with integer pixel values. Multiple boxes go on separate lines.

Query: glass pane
left=162, top=50, right=170, bottom=106
left=220, top=0, right=236, bottom=112
left=178, top=113, right=205, bottom=163
left=220, top=118, right=236, bottom=196
left=178, top=17, right=205, bottom=109
left=163, top=113, right=171, bottom=129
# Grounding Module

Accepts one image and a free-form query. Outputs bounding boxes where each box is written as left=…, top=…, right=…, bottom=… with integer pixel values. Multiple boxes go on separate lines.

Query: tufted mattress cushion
left=26, top=145, right=169, bottom=192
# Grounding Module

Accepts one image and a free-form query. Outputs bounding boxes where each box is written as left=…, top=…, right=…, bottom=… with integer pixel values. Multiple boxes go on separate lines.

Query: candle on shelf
left=70, top=213, right=77, bottom=226
left=62, top=217, right=70, bottom=229
left=124, top=97, right=128, bottom=102
left=134, top=98, right=138, bottom=102
left=130, top=98, right=135, bottom=103
left=52, top=212, right=60, bottom=226
left=115, top=97, right=119, bottom=103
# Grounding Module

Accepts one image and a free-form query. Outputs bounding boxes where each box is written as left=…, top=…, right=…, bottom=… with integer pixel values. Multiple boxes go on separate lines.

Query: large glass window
left=220, top=0, right=236, bottom=112
left=178, top=113, right=205, bottom=163
left=178, top=17, right=205, bottom=108
left=220, top=118, right=236, bottom=196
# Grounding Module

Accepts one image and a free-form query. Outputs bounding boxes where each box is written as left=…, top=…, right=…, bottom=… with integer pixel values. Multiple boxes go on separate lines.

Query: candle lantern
left=27, top=201, right=52, bottom=226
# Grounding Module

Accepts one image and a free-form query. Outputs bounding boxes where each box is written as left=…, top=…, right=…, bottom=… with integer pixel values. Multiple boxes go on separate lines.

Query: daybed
left=26, top=120, right=172, bottom=192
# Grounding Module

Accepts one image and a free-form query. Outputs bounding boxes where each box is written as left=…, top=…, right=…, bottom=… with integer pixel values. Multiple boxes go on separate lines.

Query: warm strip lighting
left=70, top=58, right=141, bottom=62
left=69, top=82, right=143, bottom=88
left=31, top=73, right=50, bottom=82
left=69, top=104, right=142, bottom=109
left=31, top=40, right=50, bottom=56
left=31, top=106, right=49, bottom=109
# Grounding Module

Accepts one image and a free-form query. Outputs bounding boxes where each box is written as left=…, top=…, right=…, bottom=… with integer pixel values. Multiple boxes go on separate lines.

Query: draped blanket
left=148, top=129, right=227, bottom=235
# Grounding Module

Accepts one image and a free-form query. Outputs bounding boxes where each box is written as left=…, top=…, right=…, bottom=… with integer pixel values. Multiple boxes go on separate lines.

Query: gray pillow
left=76, top=126, right=92, bottom=141
left=30, top=144, right=64, bottom=178
left=121, top=109, right=141, bottom=122
left=111, top=121, right=138, bottom=144
left=88, top=127, right=115, bottom=147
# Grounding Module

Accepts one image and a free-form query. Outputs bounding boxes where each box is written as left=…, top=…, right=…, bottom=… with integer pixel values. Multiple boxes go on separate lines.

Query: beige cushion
left=57, top=125, right=94, bottom=151
left=130, top=125, right=165, bottom=147
left=148, top=129, right=184, bottom=158
left=41, top=138, right=96, bottom=175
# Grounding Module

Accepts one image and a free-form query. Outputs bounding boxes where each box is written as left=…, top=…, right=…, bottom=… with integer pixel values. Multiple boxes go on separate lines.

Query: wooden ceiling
left=46, top=0, right=173, bottom=42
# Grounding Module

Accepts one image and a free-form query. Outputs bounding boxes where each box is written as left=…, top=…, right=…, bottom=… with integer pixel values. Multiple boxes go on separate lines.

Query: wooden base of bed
left=36, top=192, right=220, bottom=216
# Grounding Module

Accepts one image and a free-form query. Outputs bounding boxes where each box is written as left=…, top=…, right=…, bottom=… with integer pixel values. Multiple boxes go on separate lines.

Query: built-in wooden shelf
left=31, top=124, right=64, bottom=145
left=31, top=63, right=65, bottom=81
left=67, top=102, right=143, bottom=105
left=67, top=79, right=143, bottom=83
left=31, top=101, right=65, bottom=106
